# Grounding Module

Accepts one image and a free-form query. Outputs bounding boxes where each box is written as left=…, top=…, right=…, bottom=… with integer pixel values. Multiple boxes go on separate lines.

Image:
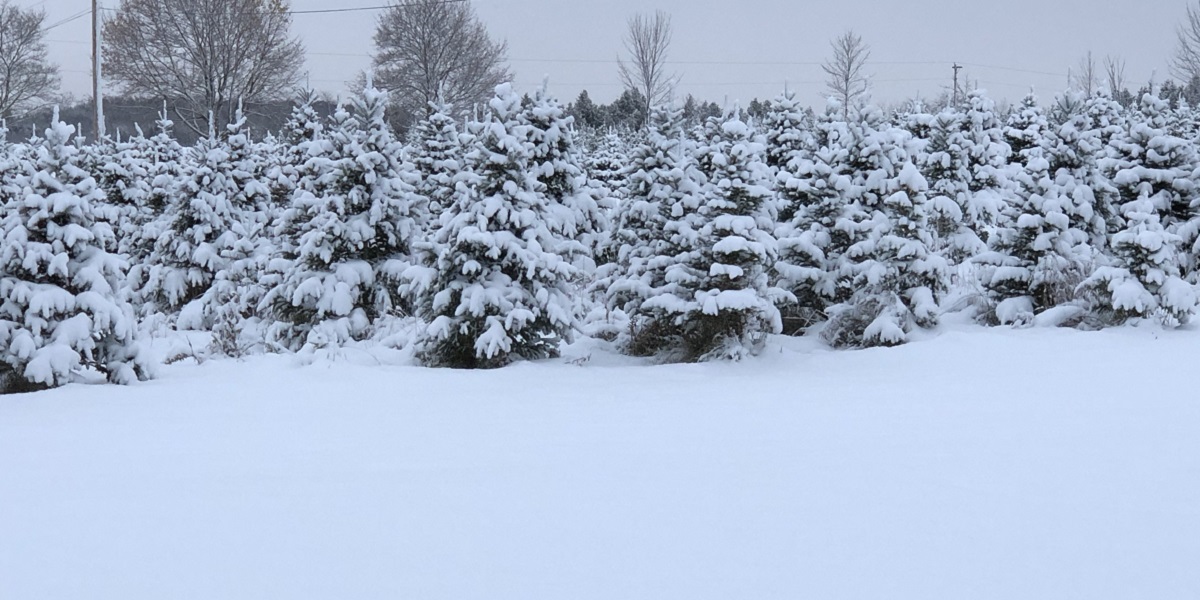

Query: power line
left=959, top=62, right=1067, bottom=78
left=290, top=1, right=465, bottom=15
left=97, top=0, right=467, bottom=16
left=508, top=57, right=947, bottom=67
left=42, top=9, right=90, bottom=32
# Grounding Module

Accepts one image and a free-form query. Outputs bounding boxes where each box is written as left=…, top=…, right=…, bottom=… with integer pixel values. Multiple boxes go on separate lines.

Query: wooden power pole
left=952, top=63, right=963, bottom=106
left=92, top=0, right=105, bottom=140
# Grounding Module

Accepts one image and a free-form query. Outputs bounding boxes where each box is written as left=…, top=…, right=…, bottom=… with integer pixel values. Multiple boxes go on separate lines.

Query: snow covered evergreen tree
left=771, top=106, right=849, bottom=333
left=1043, top=91, right=1116, bottom=250
left=264, top=85, right=426, bottom=351
left=266, top=90, right=326, bottom=216
left=762, top=91, right=813, bottom=172
left=408, top=84, right=580, bottom=368
left=1004, top=92, right=1048, bottom=162
left=650, top=110, right=785, bottom=360
left=821, top=110, right=948, bottom=347
left=922, top=92, right=1012, bottom=264
left=410, top=100, right=464, bottom=214
left=80, top=134, right=153, bottom=258
left=976, top=142, right=1094, bottom=325
left=519, top=84, right=610, bottom=263
left=583, top=129, right=630, bottom=197
left=1104, top=93, right=1200, bottom=279
left=1079, top=197, right=1196, bottom=326
left=591, top=105, right=705, bottom=355
left=131, top=119, right=248, bottom=320
left=0, top=116, right=151, bottom=392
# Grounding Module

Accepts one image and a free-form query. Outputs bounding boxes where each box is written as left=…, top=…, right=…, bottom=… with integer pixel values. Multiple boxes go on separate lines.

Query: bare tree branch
left=1071, top=51, right=1098, bottom=96
left=102, top=0, right=305, bottom=136
left=1104, top=55, right=1127, bottom=96
left=822, top=30, right=870, bottom=121
left=1175, top=2, right=1200, bottom=82
left=617, top=10, right=677, bottom=126
left=0, top=1, right=58, bottom=119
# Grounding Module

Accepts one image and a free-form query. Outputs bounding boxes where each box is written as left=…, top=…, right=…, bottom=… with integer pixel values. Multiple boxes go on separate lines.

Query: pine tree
left=591, top=105, right=705, bottom=355
left=0, top=116, right=151, bottom=392
left=410, top=84, right=579, bottom=368
left=977, top=144, right=1093, bottom=325
left=264, top=85, right=426, bottom=351
left=922, top=92, right=1012, bottom=264
left=762, top=91, right=813, bottom=172
left=1043, top=91, right=1115, bottom=249
left=651, top=109, right=785, bottom=360
left=267, top=90, right=326, bottom=215
left=1004, top=91, right=1048, bottom=162
left=81, top=134, right=154, bottom=258
left=1104, top=93, right=1200, bottom=279
left=131, top=121, right=248, bottom=319
left=410, top=100, right=464, bottom=214
left=520, top=84, right=612, bottom=268
left=822, top=110, right=948, bottom=347
left=772, top=109, right=847, bottom=333
left=1079, top=197, right=1196, bottom=326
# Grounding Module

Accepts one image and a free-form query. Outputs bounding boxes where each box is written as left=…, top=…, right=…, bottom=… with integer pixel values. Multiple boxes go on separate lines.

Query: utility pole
left=952, top=63, right=962, bottom=106
left=92, top=0, right=105, bottom=141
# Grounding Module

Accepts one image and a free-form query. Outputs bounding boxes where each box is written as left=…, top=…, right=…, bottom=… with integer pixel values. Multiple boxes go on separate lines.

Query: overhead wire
left=41, top=8, right=90, bottom=32
left=96, top=0, right=467, bottom=16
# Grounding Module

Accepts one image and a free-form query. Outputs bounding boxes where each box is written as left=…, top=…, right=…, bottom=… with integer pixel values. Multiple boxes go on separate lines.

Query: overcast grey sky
left=27, top=0, right=1195, bottom=109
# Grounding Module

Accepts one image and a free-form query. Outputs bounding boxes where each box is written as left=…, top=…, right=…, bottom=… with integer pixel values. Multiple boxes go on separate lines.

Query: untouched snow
left=2, top=326, right=1199, bottom=600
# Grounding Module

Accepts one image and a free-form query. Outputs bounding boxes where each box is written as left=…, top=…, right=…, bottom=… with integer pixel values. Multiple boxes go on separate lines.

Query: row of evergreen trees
left=3, top=81, right=1200, bottom=391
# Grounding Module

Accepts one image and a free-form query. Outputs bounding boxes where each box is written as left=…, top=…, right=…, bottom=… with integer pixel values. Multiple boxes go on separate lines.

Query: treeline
left=3, top=80, right=1200, bottom=393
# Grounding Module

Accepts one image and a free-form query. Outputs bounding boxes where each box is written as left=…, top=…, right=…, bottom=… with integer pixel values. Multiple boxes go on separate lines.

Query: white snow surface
left=2, top=325, right=1198, bottom=600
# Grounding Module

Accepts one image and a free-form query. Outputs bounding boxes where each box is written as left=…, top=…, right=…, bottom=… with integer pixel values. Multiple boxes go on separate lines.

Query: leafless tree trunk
left=617, top=10, right=677, bottom=126
left=1104, top=55, right=1127, bottom=96
left=371, top=0, right=509, bottom=127
left=1072, top=51, right=1098, bottom=96
left=822, top=31, right=870, bottom=121
left=103, top=0, right=305, bottom=136
left=0, top=1, right=58, bottom=119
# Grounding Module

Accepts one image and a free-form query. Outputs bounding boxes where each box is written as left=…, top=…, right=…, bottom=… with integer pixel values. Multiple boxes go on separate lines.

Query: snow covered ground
left=2, top=325, right=1198, bottom=600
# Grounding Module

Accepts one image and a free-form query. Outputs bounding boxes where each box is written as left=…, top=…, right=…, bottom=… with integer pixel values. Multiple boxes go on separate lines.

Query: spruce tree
left=1079, top=197, right=1196, bottom=326
left=264, top=85, right=425, bottom=351
left=131, top=120, right=247, bottom=319
left=410, top=100, right=464, bottom=214
left=1004, top=92, right=1048, bottom=163
left=410, top=84, right=580, bottom=368
left=762, top=91, right=813, bottom=172
left=0, top=116, right=151, bottom=391
left=591, top=105, right=705, bottom=355
left=1104, top=93, right=1200, bottom=279
left=653, top=110, right=785, bottom=360
left=520, top=85, right=611, bottom=265
left=822, top=110, right=948, bottom=347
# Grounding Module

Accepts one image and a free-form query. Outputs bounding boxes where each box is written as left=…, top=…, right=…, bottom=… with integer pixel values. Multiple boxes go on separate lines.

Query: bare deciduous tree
left=371, top=0, right=510, bottom=126
left=1175, top=2, right=1200, bottom=82
left=0, top=1, right=58, bottom=119
left=617, top=10, right=677, bottom=125
left=822, top=30, right=870, bottom=121
left=1104, top=55, right=1127, bottom=96
left=1071, top=51, right=1098, bottom=96
left=103, top=0, right=305, bottom=135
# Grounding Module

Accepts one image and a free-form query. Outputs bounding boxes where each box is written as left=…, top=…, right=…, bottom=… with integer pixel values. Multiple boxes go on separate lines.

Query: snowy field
left=2, top=325, right=1198, bottom=600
